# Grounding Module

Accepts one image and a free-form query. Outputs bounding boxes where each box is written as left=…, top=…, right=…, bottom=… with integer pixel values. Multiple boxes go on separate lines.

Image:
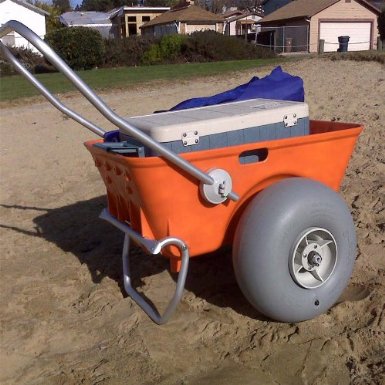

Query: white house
left=223, top=11, right=263, bottom=37
left=0, top=0, right=49, bottom=53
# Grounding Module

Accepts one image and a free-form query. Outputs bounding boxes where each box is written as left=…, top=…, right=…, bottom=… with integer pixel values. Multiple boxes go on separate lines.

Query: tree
left=195, top=0, right=264, bottom=14
left=144, top=0, right=178, bottom=6
left=79, top=0, right=176, bottom=11
left=34, top=1, right=62, bottom=33
left=80, top=0, right=114, bottom=11
left=210, top=0, right=230, bottom=14
left=195, top=0, right=231, bottom=13
left=379, top=7, right=385, bottom=41
left=52, top=0, right=71, bottom=13
left=237, top=0, right=263, bottom=13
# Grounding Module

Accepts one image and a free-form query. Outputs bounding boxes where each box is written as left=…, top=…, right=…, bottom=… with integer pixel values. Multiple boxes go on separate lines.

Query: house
left=258, top=0, right=381, bottom=53
left=111, top=6, right=170, bottom=38
left=60, top=10, right=121, bottom=39
left=223, top=11, right=263, bottom=37
left=141, top=1, right=224, bottom=37
left=0, top=0, right=49, bottom=53
left=60, top=7, right=169, bottom=39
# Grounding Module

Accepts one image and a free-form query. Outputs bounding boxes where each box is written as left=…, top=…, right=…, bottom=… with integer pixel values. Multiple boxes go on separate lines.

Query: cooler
left=117, top=98, right=309, bottom=156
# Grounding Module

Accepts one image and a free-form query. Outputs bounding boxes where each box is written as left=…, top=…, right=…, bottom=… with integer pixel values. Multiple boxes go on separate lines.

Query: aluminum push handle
left=0, top=21, right=239, bottom=202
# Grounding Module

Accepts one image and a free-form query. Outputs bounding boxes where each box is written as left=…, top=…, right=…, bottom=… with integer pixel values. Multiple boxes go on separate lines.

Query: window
left=127, top=15, right=137, bottom=36
left=128, top=24, right=137, bottom=35
left=142, top=16, right=151, bottom=22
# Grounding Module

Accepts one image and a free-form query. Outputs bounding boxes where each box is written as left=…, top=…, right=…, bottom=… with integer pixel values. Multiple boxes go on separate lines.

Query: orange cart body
left=85, top=120, right=362, bottom=272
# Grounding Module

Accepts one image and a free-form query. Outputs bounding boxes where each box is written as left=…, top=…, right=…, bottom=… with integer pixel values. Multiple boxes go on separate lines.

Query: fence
left=255, top=25, right=309, bottom=53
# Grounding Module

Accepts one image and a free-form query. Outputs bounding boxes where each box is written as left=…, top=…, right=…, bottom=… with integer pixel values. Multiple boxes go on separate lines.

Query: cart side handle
left=0, top=21, right=239, bottom=203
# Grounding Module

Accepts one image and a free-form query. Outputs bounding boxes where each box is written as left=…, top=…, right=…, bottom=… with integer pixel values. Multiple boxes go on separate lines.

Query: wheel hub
left=307, top=251, right=322, bottom=267
left=290, top=228, right=338, bottom=289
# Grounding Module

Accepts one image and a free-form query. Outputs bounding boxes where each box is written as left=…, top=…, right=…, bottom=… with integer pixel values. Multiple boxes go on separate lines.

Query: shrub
left=142, top=34, right=186, bottom=65
left=141, top=43, right=162, bottom=65
left=181, top=30, right=275, bottom=62
left=45, top=27, right=105, bottom=70
left=0, top=46, right=54, bottom=77
left=103, top=35, right=157, bottom=67
left=158, top=34, right=186, bottom=62
left=102, top=31, right=275, bottom=68
left=0, top=59, right=15, bottom=77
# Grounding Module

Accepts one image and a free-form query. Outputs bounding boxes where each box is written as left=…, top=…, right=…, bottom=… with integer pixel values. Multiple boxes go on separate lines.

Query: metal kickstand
left=100, top=209, right=190, bottom=325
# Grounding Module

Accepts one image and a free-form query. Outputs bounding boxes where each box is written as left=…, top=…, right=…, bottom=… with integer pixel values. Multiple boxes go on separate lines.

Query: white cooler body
left=120, top=99, right=309, bottom=156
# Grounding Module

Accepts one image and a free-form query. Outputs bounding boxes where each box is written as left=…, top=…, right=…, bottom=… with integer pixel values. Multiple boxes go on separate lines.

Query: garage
left=259, top=0, right=380, bottom=53
left=320, top=21, right=372, bottom=52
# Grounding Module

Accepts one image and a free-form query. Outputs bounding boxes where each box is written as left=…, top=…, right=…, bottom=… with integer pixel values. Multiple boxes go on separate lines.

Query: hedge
left=45, top=27, right=105, bottom=70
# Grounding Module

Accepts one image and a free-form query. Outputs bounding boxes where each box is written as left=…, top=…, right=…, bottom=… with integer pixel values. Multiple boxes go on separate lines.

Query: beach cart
left=0, top=21, right=362, bottom=324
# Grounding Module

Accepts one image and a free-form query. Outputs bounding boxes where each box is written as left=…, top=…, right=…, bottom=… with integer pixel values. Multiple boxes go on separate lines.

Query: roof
left=0, top=0, right=49, bottom=16
left=226, top=12, right=262, bottom=23
left=60, top=11, right=113, bottom=26
left=238, top=18, right=258, bottom=25
left=222, top=10, right=244, bottom=19
left=120, top=6, right=170, bottom=11
left=260, top=0, right=380, bottom=23
left=141, top=5, right=223, bottom=28
left=114, top=6, right=170, bottom=17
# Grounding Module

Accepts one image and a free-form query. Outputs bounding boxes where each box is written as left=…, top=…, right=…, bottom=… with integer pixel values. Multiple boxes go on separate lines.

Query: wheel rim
left=290, top=227, right=338, bottom=289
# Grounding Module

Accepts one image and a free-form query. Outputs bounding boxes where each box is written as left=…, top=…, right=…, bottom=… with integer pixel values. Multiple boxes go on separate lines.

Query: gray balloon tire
left=233, top=178, right=357, bottom=323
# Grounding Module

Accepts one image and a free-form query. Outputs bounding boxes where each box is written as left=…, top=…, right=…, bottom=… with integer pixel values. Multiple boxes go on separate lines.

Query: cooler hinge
left=182, top=130, right=199, bottom=146
left=283, top=113, right=298, bottom=127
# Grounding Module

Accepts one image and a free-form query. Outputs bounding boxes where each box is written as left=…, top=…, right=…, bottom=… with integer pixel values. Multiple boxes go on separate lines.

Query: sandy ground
left=0, top=58, right=384, bottom=385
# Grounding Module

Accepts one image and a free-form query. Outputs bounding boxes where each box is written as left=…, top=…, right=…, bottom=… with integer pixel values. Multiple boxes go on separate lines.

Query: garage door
left=320, top=22, right=371, bottom=52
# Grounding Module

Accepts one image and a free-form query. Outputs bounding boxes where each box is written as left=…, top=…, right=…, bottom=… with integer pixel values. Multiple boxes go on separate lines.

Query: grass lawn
left=0, top=58, right=286, bottom=102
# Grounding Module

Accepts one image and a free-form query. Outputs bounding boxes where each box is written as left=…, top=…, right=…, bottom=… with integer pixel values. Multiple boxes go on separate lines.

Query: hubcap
left=290, top=228, right=338, bottom=289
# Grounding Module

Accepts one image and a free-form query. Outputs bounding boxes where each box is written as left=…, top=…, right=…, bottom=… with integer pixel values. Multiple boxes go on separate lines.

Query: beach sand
left=0, top=58, right=384, bottom=385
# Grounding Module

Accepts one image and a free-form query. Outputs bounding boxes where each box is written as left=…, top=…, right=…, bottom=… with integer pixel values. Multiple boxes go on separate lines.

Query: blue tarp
left=168, top=66, right=304, bottom=111
left=104, top=66, right=304, bottom=142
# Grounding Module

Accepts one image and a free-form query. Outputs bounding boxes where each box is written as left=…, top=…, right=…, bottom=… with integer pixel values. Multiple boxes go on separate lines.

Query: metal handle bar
left=0, top=21, right=239, bottom=202
left=1, top=42, right=106, bottom=136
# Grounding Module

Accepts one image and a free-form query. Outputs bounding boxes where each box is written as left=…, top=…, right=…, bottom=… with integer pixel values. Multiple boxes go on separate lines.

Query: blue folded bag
left=168, top=66, right=304, bottom=111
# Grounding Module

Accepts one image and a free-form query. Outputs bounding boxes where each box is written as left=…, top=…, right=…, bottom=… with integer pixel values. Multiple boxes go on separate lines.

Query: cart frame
left=0, top=21, right=362, bottom=324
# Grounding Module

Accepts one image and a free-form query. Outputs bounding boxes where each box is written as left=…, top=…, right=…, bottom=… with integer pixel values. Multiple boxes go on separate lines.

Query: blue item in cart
left=168, top=66, right=304, bottom=111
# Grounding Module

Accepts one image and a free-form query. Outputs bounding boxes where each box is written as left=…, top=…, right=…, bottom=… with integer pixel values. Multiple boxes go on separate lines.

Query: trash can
left=337, top=36, right=350, bottom=52
left=285, top=37, right=293, bottom=53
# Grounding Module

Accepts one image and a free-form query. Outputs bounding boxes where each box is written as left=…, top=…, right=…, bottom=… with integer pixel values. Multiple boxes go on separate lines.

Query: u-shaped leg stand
left=100, top=209, right=190, bottom=324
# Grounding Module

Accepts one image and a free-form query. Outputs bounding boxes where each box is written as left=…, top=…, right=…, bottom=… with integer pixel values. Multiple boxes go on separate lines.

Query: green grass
left=0, top=58, right=285, bottom=102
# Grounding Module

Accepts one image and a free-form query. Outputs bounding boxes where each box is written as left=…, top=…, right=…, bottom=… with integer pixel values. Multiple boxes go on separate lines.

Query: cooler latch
left=182, top=130, right=199, bottom=146
left=283, top=113, right=298, bottom=127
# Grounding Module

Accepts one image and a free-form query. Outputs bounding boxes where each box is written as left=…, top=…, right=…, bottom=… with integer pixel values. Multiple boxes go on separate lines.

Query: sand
left=0, top=58, right=384, bottom=385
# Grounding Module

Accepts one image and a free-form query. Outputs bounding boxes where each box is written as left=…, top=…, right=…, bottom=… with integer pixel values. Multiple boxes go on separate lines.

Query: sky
left=70, top=0, right=81, bottom=8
